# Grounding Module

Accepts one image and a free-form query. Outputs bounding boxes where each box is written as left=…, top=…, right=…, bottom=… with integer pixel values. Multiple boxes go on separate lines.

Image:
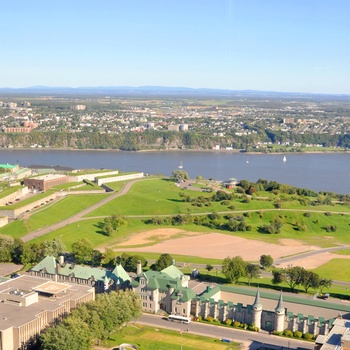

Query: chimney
left=137, top=260, right=142, bottom=276
left=59, top=255, right=64, bottom=266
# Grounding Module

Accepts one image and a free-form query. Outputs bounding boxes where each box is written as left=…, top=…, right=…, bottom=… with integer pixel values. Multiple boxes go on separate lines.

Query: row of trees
left=221, top=256, right=332, bottom=294
left=272, top=266, right=332, bottom=293
left=0, top=235, right=66, bottom=265
left=39, top=290, right=142, bottom=350
left=222, top=256, right=260, bottom=285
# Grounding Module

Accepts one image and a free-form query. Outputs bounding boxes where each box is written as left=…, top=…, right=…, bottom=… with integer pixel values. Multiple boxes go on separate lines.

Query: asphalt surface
left=139, top=314, right=314, bottom=350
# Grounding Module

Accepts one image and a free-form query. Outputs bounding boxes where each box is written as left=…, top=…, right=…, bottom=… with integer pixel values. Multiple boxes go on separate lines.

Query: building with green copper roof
left=131, top=260, right=349, bottom=338
left=31, top=255, right=130, bottom=293
left=0, top=163, right=17, bottom=170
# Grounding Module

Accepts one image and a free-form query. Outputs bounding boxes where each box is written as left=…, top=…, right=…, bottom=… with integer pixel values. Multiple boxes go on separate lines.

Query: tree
left=285, top=266, right=306, bottom=292
left=272, top=269, right=284, bottom=286
left=245, top=264, right=260, bottom=286
left=260, top=218, right=283, bottom=234
left=39, top=290, right=142, bottom=349
left=10, top=238, right=25, bottom=264
left=152, top=253, right=173, bottom=271
left=222, top=256, right=247, bottom=284
left=103, top=215, right=127, bottom=236
left=40, top=238, right=66, bottom=258
left=21, top=242, right=42, bottom=264
left=260, top=255, right=274, bottom=269
left=0, top=235, right=14, bottom=262
left=205, top=264, right=214, bottom=278
left=91, top=250, right=103, bottom=267
left=301, top=271, right=320, bottom=293
left=124, top=255, right=148, bottom=273
left=196, top=175, right=204, bottom=183
left=319, top=278, right=332, bottom=293
left=103, top=248, right=116, bottom=266
left=171, top=170, right=189, bottom=182
left=71, top=239, right=94, bottom=264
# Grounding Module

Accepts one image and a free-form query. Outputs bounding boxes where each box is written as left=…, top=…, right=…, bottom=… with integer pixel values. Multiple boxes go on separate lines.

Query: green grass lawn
left=0, top=191, right=54, bottom=210
left=0, top=185, right=22, bottom=199
left=0, top=193, right=109, bottom=238
left=29, top=218, right=156, bottom=250
left=100, top=324, right=238, bottom=350
left=52, top=181, right=102, bottom=191
left=0, top=220, right=29, bottom=239
left=102, top=181, right=130, bottom=192
left=313, top=259, right=350, bottom=283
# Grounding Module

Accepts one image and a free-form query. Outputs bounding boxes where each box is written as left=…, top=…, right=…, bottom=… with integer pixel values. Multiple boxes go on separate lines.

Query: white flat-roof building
left=0, top=275, right=95, bottom=350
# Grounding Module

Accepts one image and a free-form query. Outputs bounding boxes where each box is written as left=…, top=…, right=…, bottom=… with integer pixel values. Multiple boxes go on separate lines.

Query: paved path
left=139, top=313, right=314, bottom=350
left=21, top=179, right=143, bottom=242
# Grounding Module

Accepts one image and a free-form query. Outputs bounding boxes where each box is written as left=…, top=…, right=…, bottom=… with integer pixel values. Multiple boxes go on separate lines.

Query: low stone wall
left=96, top=172, right=144, bottom=186
left=68, top=170, right=119, bottom=182
left=0, top=192, right=58, bottom=219
left=0, top=216, right=8, bottom=227
left=0, top=187, right=29, bottom=206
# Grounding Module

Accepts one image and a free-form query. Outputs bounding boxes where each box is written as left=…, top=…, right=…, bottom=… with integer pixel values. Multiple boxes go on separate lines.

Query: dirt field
left=112, top=229, right=346, bottom=268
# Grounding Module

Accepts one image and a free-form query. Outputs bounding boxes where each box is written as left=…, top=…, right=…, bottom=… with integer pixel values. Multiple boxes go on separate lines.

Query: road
left=139, top=314, right=314, bottom=350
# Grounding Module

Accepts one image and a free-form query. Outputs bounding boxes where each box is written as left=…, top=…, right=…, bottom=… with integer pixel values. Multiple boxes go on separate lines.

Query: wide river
left=0, top=149, right=349, bottom=194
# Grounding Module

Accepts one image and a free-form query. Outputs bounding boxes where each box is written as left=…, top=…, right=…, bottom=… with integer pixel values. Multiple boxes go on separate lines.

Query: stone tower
left=252, top=289, right=263, bottom=330
left=274, top=293, right=285, bottom=332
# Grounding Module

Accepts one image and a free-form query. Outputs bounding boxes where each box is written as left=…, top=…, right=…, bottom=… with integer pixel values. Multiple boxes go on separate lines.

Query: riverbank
left=2, top=146, right=349, bottom=154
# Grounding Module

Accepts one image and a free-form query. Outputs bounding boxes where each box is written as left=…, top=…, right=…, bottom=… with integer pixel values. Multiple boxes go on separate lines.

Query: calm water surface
left=0, top=149, right=349, bottom=194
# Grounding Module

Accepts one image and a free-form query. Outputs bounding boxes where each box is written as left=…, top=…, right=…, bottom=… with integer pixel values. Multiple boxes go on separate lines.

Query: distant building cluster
left=71, top=104, right=86, bottom=110
left=2, top=121, right=39, bottom=133
left=168, top=124, right=189, bottom=131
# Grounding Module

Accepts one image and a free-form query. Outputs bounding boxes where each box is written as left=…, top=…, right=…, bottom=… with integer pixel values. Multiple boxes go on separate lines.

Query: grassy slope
left=102, top=324, right=237, bottom=350
left=0, top=194, right=109, bottom=238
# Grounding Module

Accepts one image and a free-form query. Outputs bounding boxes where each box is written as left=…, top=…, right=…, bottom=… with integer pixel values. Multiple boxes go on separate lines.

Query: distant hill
left=0, top=86, right=349, bottom=100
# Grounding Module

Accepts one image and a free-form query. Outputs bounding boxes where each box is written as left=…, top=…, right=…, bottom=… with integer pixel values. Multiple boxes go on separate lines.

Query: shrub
left=242, top=323, right=248, bottom=329
left=325, top=212, right=332, bottom=216
left=197, top=316, right=202, bottom=321
left=233, top=321, right=241, bottom=328
left=224, top=319, right=233, bottom=326
left=213, top=318, right=220, bottom=324
left=303, top=212, right=311, bottom=217
left=303, top=332, right=314, bottom=340
left=221, top=200, right=230, bottom=206
left=248, top=324, right=258, bottom=331
left=228, top=205, right=235, bottom=210
left=206, top=316, right=214, bottom=323
left=294, top=330, right=302, bottom=338
left=243, top=212, right=251, bottom=218
left=283, top=330, right=293, bottom=337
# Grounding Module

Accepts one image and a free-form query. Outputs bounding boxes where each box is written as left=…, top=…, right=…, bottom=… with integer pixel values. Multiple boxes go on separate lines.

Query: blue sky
left=1, top=0, right=349, bottom=94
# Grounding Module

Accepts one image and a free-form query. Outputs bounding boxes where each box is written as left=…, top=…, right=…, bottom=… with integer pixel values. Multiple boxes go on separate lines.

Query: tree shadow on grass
left=93, top=221, right=109, bottom=236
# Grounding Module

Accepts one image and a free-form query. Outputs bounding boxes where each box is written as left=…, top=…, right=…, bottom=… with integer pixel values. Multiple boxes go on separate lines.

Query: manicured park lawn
left=0, top=193, right=109, bottom=238
left=29, top=218, right=159, bottom=250
left=313, top=259, right=350, bottom=283
left=26, top=194, right=109, bottom=231
left=100, top=324, right=237, bottom=350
